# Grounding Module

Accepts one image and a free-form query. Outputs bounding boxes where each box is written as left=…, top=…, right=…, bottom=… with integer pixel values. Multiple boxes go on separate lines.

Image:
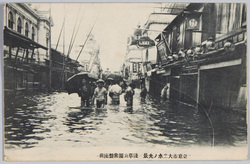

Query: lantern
left=206, top=37, right=216, bottom=51
left=187, top=49, right=194, bottom=57
left=172, top=52, right=179, bottom=61
left=178, top=49, right=186, bottom=60
left=167, top=55, right=173, bottom=63
left=194, top=44, right=203, bottom=59
left=194, top=44, right=203, bottom=55
left=224, top=39, right=235, bottom=52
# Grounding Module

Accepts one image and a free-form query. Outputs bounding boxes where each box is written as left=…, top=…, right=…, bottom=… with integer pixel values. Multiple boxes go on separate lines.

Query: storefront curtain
left=215, top=3, right=242, bottom=38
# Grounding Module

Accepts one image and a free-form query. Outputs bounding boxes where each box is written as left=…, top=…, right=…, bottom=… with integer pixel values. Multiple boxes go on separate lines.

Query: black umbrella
left=65, top=72, right=98, bottom=94
left=102, top=73, right=123, bottom=82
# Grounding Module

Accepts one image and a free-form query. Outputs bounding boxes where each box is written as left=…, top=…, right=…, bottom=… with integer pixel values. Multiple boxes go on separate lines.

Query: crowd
left=78, top=78, right=141, bottom=109
left=78, top=77, right=171, bottom=109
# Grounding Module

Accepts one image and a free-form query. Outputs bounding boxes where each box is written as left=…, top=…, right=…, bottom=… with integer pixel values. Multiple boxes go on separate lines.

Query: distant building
left=123, top=25, right=156, bottom=88
left=77, top=34, right=102, bottom=77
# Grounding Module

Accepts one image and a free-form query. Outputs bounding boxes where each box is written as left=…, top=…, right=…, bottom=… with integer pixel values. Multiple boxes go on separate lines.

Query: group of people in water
left=78, top=78, right=141, bottom=109
left=78, top=77, right=169, bottom=109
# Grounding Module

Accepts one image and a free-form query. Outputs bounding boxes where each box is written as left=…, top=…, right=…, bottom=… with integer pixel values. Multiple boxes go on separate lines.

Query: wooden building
left=3, top=3, right=81, bottom=100
left=155, top=3, right=247, bottom=110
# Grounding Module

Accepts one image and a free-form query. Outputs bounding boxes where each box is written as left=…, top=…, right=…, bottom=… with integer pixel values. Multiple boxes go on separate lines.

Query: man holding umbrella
left=79, top=79, right=92, bottom=107
left=92, top=79, right=107, bottom=108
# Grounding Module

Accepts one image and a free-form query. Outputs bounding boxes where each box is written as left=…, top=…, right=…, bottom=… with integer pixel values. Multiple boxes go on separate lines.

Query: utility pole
left=62, top=5, right=66, bottom=90
left=49, top=4, right=52, bottom=92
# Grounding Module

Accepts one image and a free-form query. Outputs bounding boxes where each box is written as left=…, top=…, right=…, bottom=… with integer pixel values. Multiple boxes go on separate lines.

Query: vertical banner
left=157, top=41, right=168, bottom=66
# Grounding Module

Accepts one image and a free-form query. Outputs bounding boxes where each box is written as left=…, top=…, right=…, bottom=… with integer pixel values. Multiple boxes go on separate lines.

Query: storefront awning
left=4, top=27, right=48, bottom=50
left=200, top=58, right=242, bottom=70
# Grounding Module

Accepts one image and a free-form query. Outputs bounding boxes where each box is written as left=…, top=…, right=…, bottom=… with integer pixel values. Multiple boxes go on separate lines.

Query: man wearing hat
left=92, top=79, right=107, bottom=108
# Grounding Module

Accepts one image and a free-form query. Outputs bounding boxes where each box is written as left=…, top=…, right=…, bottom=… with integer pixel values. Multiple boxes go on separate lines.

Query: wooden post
left=49, top=4, right=52, bottom=92
left=15, top=47, right=20, bottom=61
left=22, top=49, right=26, bottom=62
left=9, top=46, right=12, bottom=59
left=62, top=56, right=65, bottom=90
left=31, top=47, right=35, bottom=94
left=13, top=47, right=20, bottom=68
left=31, top=48, right=35, bottom=61
left=25, top=48, right=29, bottom=63
left=196, top=69, right=200, bottom=109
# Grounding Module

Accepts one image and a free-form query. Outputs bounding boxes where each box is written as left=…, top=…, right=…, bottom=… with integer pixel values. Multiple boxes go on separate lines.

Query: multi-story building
left=154, top=3, right=247, bottom=110
left=77, top=34, right=102, bottom=78
left=3, top=3, right=81, bottom=99
left=123, top=26, right=156, bottom=88
left=3, top=3, right=53, bottom=97
left=122, top=3, right=188, bottom=89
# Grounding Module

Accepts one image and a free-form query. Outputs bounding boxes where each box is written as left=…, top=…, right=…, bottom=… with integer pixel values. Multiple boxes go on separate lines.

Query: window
left=25, top=22, right=29, bottom=37
left=133, top=63, right=138, bottom=73
left=32, top=27, right=35, bottom=40
left=17, top=18, right=22, bottom=33
left=8, top=11, right=14, bottom=29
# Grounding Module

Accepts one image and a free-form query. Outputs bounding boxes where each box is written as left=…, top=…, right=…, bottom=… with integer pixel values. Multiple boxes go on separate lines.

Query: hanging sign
left=186, top=13, right=201, bottom=30
left=137, top=36, right=155, bottom=48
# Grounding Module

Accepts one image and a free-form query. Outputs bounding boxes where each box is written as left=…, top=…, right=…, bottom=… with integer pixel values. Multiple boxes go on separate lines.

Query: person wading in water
left=92, top=79, right=107, bottom=108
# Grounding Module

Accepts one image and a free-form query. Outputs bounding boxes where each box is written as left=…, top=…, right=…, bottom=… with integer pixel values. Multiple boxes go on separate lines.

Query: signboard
left=186, top=13, right=201, bottom=30
left=137, top=36, right=155, bottom=48
left=157, top=41, right=168, bottom=65
left=138, top=40, right=151, bottom=46
left=133, top=63, right=138, bottom=73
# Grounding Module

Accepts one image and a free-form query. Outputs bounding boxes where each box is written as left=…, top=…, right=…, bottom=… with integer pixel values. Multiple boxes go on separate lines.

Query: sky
left=32, top=3, right=170, bottom=72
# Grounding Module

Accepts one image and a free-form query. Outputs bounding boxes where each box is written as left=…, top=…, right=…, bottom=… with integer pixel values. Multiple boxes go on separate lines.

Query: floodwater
left=4, top=89, right=247, bottom=150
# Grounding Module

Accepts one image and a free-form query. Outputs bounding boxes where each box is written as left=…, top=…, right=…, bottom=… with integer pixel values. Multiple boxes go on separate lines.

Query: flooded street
left=4, top=89, right=247, bottom=152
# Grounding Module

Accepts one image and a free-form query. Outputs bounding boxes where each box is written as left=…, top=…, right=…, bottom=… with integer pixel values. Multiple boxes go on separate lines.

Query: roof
left=142, top=3, right=189, bottom=39
left=155, top=3, right=204, bottom=40
left=4, top=27, right=48, bottom=50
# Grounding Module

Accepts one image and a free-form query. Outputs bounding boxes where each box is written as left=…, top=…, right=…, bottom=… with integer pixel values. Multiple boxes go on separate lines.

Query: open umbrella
left=102, top=73, right=123, bottom=82
left=65, top=72, right=98, bottom=94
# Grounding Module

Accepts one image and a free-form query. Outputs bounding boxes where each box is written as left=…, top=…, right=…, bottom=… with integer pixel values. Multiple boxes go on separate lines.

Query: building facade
left=154, top=3, right=247, bottom=110
left=3, top=3, right=53, bottom=97
left=3, top=3, right=80, bottom=100
left=123, top=26, right=156, bottom=88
